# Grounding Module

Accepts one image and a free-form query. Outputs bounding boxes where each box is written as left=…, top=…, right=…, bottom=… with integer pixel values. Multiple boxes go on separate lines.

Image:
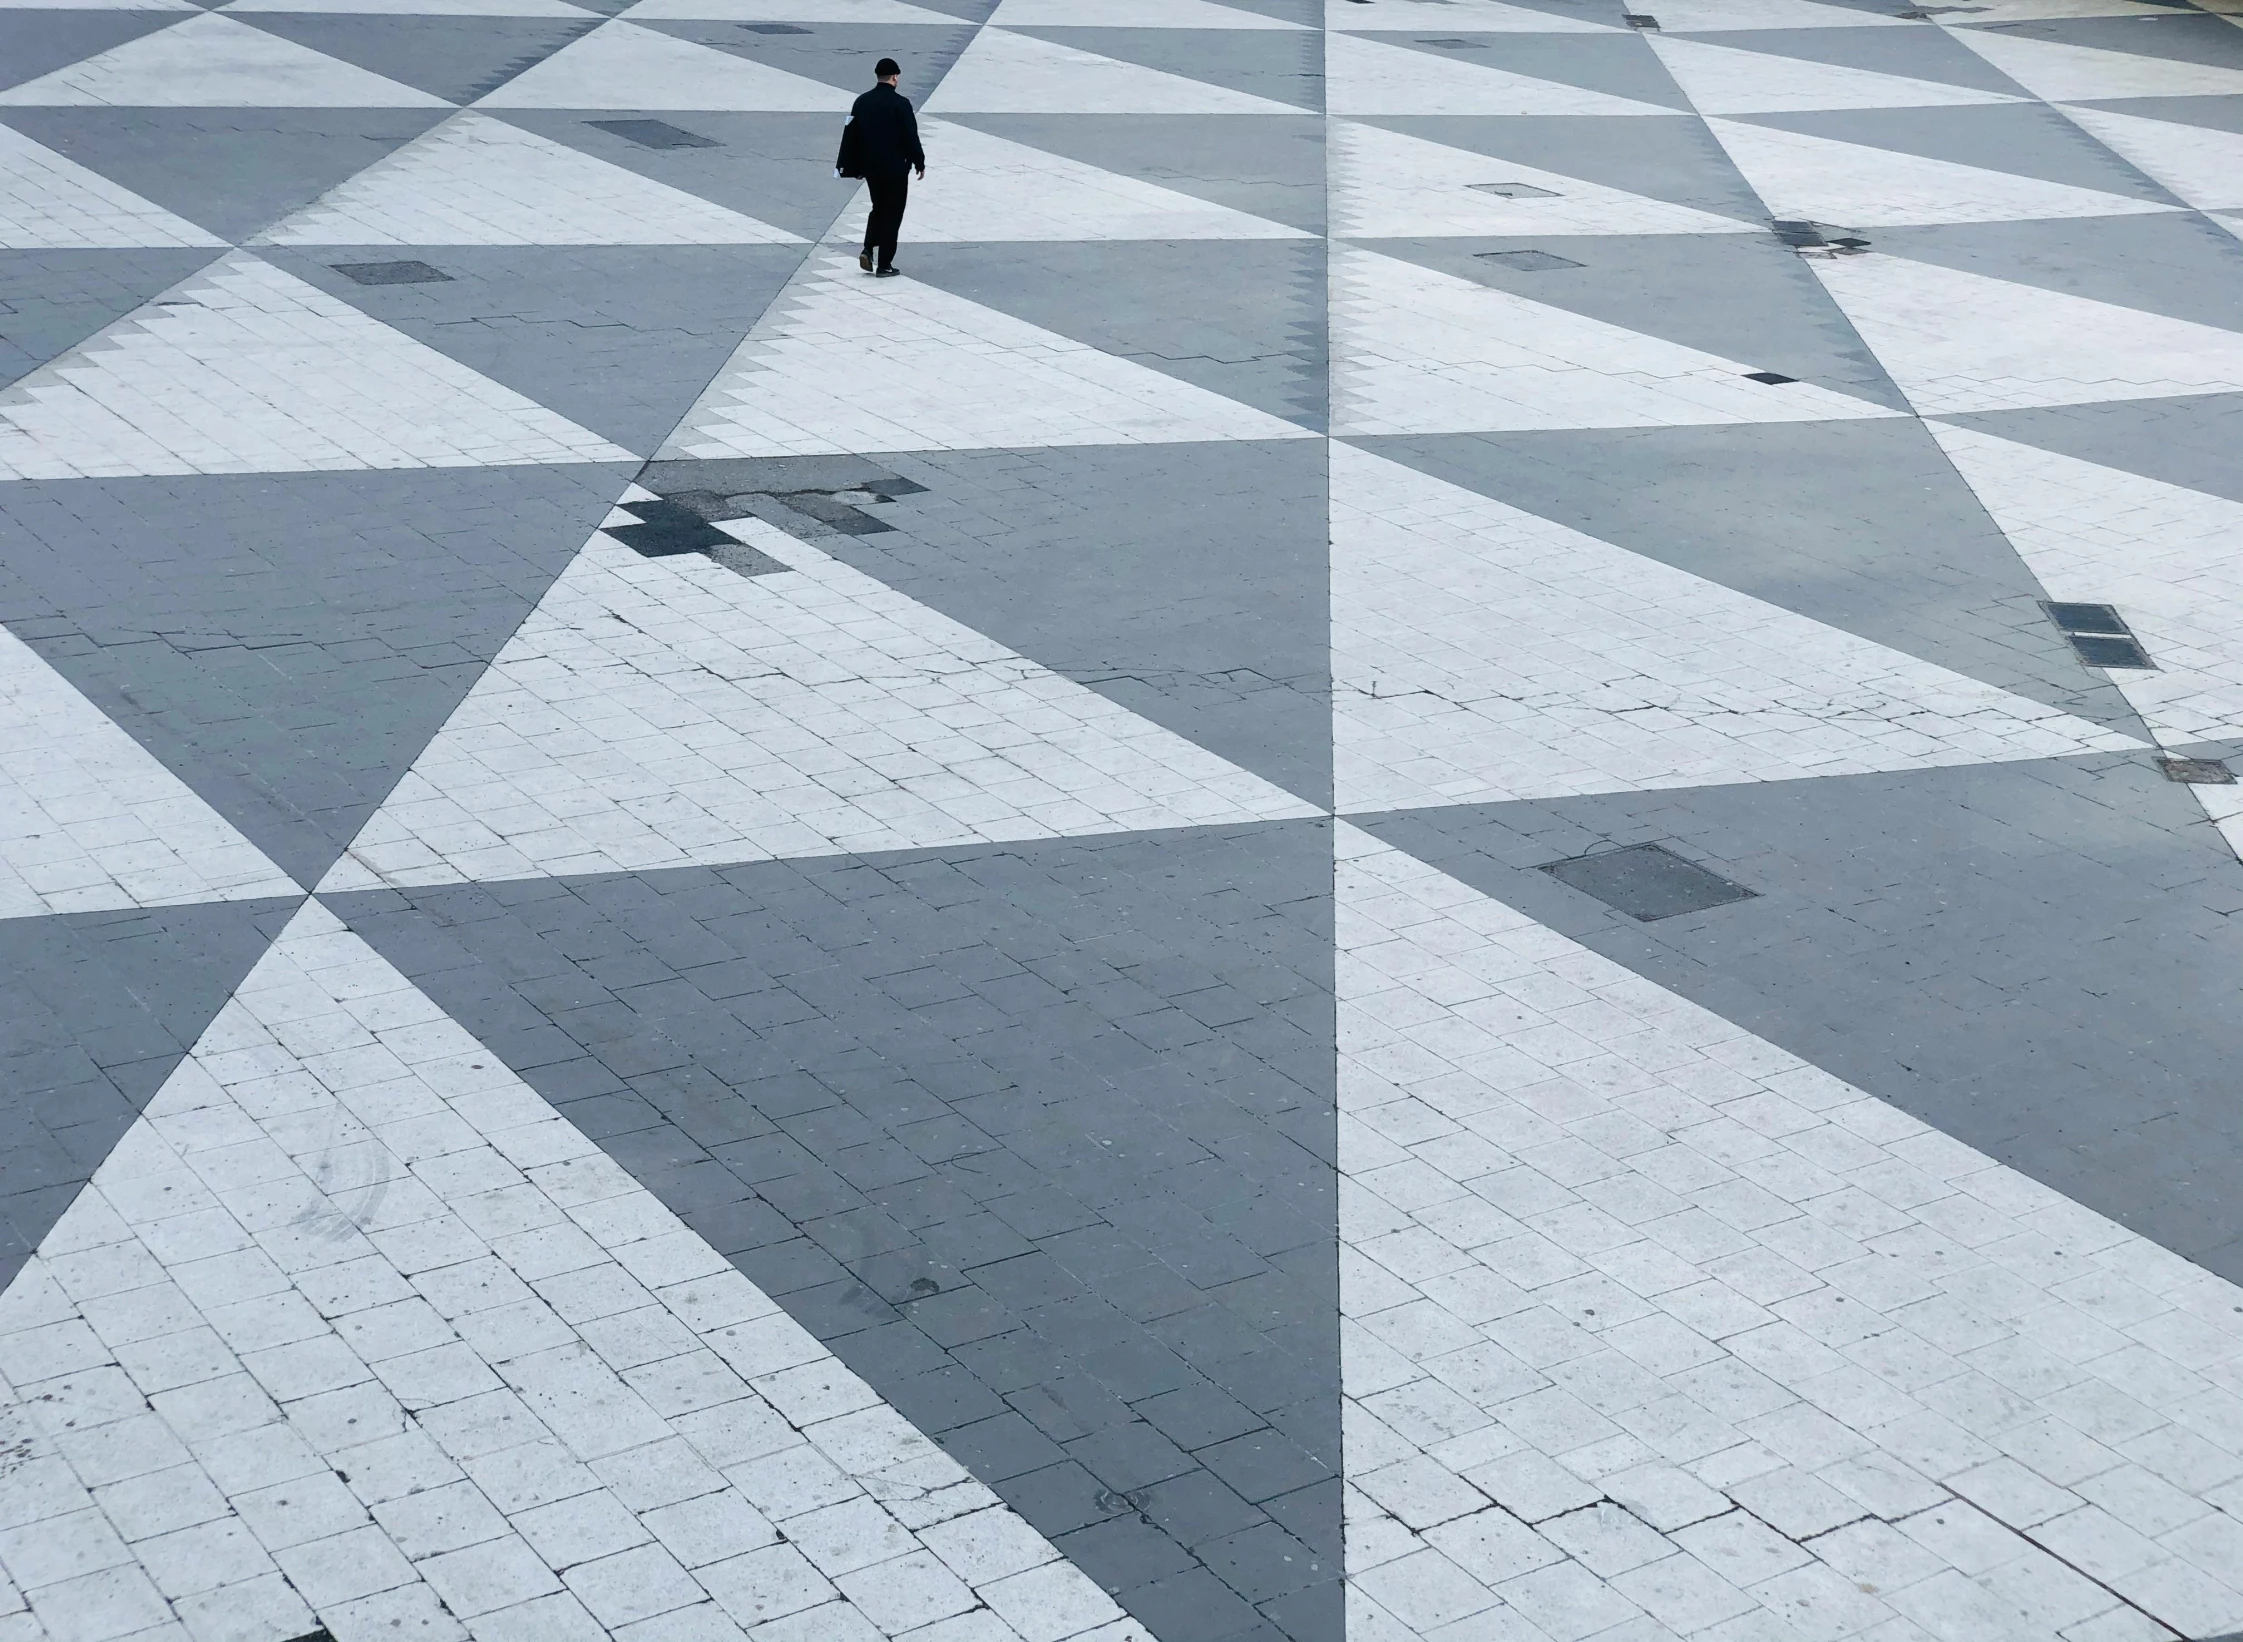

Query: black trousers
left=863, top=170, right=910, bottom=269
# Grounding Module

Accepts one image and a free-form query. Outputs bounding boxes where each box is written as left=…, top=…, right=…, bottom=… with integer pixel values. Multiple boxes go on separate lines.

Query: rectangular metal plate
left=2045, top=601, right=2129, bottom=635
left=1540, top=843, right=1757, bottom=923
left=331, top=260, right=450, bottom=286
left=2159, top=756, right=2236, bottom=785
left=2068, top=632, right=2155, bottom=669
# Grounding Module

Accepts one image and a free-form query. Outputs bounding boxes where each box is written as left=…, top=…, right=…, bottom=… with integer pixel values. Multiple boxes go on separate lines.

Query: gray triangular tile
left=1003, top=24, right=1323, bottom=110
left=230, top=13, right=601, bottom=103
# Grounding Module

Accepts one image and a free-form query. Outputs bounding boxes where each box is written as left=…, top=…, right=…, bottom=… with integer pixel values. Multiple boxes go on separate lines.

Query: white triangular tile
left=0, top=122, right=226, bottom=247
left=993, top=0, right=1307, bottom=25
left=0, top=11, right=451, bottom=105
left=1948, top=23, right=2243, bottom=99
left=1333, top=118, right=1756, bottom=237
left=322, top=518, right=1318, bottom=890
left=1329, top=443, right=2136, bottom=812
left=1931, top=421, right=2243, bottom=746
left=227, top=0, right=593, bottom=12
left=665, top=251, right=1311, bottom=457
left=619, top=0, right=950, bottom=16
left=0, top=897, right=1142, bottom=1642
left=254, top=112, right=802, bottom=244
left=0, top=251, right=631, bottom=479
left=2060, top=102, right=2243, bottom=209
left=1647, top=0, right=1912, bottom=27
left=1329, top=31, right=1675, bottom=114
left=1327, top=0, right=1615, bottom=31
left=1811, top=249, right=2243, bottom=414
left=828, top=118, right=1307, bottom=242
left=925, top=25, right=1303, bottom=113
left=1330, top=243, right=1897, bottom=435
left=1648, top=32, right=2024, bottom=111
left=1707, top=114, right=2178, bottom=224
left=0, top=624, right=300, bottom=918
left=476, top=18, right=850, bottom=110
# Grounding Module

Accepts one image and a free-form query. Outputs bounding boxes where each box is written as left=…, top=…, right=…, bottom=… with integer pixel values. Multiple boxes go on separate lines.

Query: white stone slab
left=1949, top=22, right=2243, bottom=99
left=1330, top=30, right=1676, bottom=115
left=0, top=11, right=450, bottom=106
left=0, top=252, right=631, bottom=480
left=477, top=19, right=851, bottom=110
left=1329, top=443, right=2133, bottom=813
left=0, top=122, right=225, bottom=247
left=1333, top=118, right=1756, bottom=238
left=925, top=25, right=1303, bottom=113
left=826, top=118, right=1307, bottom=242
left=1330, top=244, right=1898, bottom=435
left=323, top=509, right=1317, bottom=890
left=1649, top=32, right=2024, bottom=111
left=1811, top=248, right=2243, bottom=413
left=0, top=625, right=300, bottom=919
left=667, top=253, right=1310, bottom=457
left=2061, top=102, right=2243, bottom=209
left=1707, top=113, right=2177, bottom=224
left=0, top=900, right=1151, bottom=1642
left=255, top=112, right=801, bottom=244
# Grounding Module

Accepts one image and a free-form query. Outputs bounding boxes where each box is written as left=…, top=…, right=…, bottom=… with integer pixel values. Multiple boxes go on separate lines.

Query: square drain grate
left=1476, top=249, right=1583, bottom=271
left=585, top=118, right=719, bottom=150
left=2159, top=756, right=2236, bottom=785
left=1541, top=843, right=1757, bottom=922
left=1624, top=12, right=1661, bottom=26
left=332, top=259, right=450, bottom=285
left=1744, top=370, right=1796, bottom=384
left=2045, top=601, right=2155, bottom=669
left=1470, top=181, right=1559, bottom=198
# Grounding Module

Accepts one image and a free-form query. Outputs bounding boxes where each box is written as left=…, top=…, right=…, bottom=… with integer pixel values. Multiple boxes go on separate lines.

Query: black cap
left=876, top=57, right=901, bottom=76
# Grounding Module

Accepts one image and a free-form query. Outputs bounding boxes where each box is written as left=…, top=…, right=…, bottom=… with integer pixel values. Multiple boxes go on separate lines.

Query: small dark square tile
left=2159, top=756, right=2236, bottom=786
left=1745, top=371, right=1796, bottom=385
left=1415, top=36, right=1486, bottom=46
left=1474, top=249, right=1583, bottom=272
left=1540, top=843, right=1756, bottom=923
left=739, top=20, right=811, bottom=31
left=2069, top=633, right=2155, bottom=670
left=2045, top=601, right=2130, bottom=636
left=1771, top=220, right=1825, bottom=247
left=1469, top=181, right=1558, bottom=198
left=331, top=260, right=450, bottom=286
left=585, top=118, right=719, bottom=150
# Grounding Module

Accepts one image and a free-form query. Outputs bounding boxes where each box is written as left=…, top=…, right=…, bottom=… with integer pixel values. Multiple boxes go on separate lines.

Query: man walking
left=839, top=57, right=926, bottom=278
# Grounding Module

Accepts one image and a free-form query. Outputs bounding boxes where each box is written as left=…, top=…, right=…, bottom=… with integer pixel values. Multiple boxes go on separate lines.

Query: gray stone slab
left=329, top=818, right=1340, bottom=1642
left=635, top=21, right=977, bottom=94
left=1005, top=27, right=1323, bottom=111
left=1678, top=23, right=2032, bottom=94
left=1956, top=12, right=2243, bottom=71
left=1354, top=752, right=2243, bottom=1279
left=1866, top=214, right=2243, bottom=335
left=1361, top=232, right=1910, bottom=410
left=0, top=464, right=630, bottom=886
left=1350, top=422, right=2145, bottom=734
left=942, top=114, right=1325, bottom=233
left=0, top=9, right=179, bottom=93
left=900, top=240, right=1323, bottom=427
left=890, top=0, right=997, bottom=17
left=230, top=13, right=600, bottom=103
left=0, top=248, right=224, bottom=392
left=1357, top=112, right=1764, bottom=220
left=490, top=110, right=859, bottom=240
left=826, top=438, right=1331, bottom=807
left=262, top=243, right=807, bottom=457
left=1207, top=0, right=1317, bottom=20
left=0, top=898, right=298, bottom=1293
left=1356, top=31, right=1694, bottom=110
left=1733, top=103, right=2182, bottom=203
left=0, top=108, right=448, bottom=244
left=1938, top=393, right=2243, bottom=506
left=2065, top=92, right=2243, bottom=134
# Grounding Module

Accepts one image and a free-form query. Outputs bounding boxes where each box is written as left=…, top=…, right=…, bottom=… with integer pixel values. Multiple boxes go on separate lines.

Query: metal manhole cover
left=331, top=260, right=450, bottom=285
left=1744, top=371, right=1796, bottom=384
left=2159, top=756, right=2236, bottom=785
left=1540, top=843, right=1757, bottom=922
left=2044, top=601, right=2155, bottom=669
left=1475, top=249, right=1583, bottom=271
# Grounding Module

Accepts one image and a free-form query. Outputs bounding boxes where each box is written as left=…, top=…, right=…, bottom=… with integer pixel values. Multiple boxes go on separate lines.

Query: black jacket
left=837, top=82, right=924, bottom=178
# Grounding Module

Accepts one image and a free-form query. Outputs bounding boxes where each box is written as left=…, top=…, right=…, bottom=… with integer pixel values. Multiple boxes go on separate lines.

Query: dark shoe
left=875, top=265, right=900, bottom=278
left=858, top=251, right=873, bottom=273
